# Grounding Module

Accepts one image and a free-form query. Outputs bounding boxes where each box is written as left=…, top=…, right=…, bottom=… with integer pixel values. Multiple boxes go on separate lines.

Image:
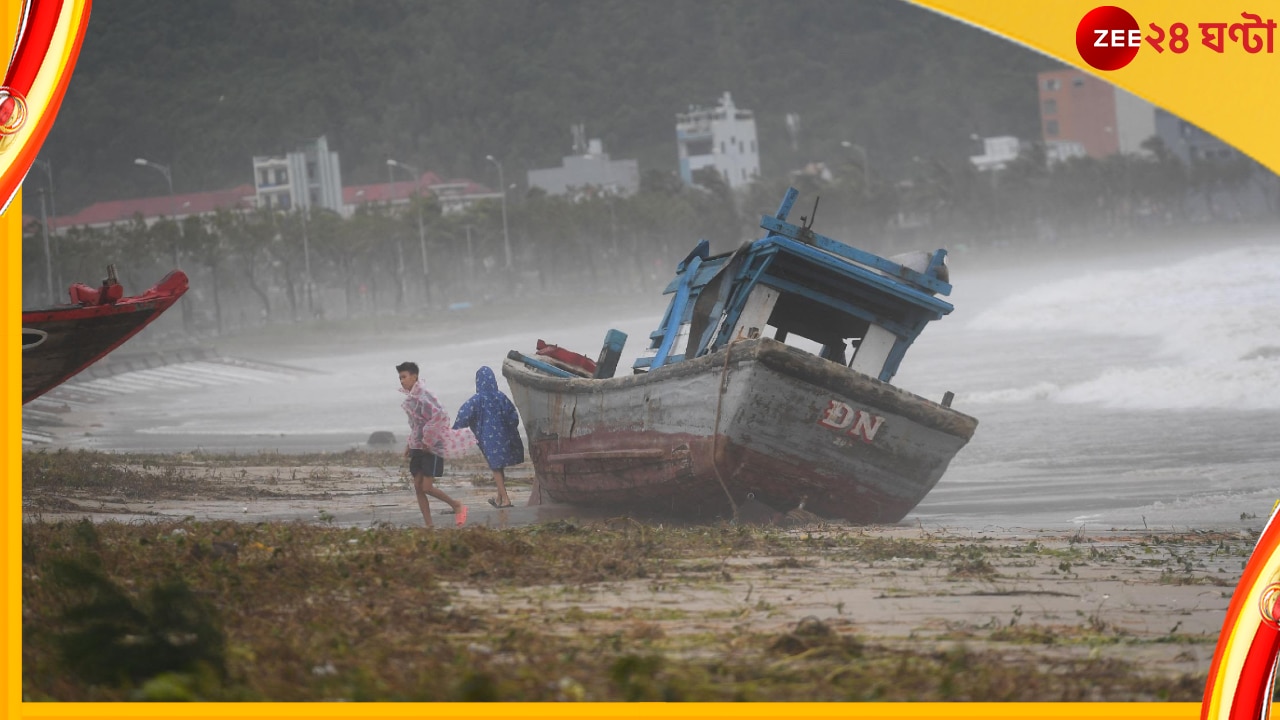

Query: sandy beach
left=21, top=449, right=1245, bottom=700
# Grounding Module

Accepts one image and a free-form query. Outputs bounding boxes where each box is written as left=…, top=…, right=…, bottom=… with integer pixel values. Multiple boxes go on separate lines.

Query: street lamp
left=840, top=141, right=870, bottom=197
left=135, top=156, right=191, bottom=332
left=32, top=158, right=56, bottom=302
left=484, top=154, right=512, bottom=269
left=385, top=158, right=408, bottom=309
left=388, top=158, right=432, bottom=306
left=134, top=157, right=180, bottom=269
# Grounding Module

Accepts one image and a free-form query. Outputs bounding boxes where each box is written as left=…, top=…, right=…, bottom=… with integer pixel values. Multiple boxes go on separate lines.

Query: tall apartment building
left=252, top=135, right=344, bottom=214
left=676, top=91, right=760, bottom=190
left=1037, top=69, right=1155, bottom=160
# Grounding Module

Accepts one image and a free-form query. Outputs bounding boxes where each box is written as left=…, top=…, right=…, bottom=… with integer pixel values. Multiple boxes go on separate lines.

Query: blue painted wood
left=661, top=255, right=728, bottom=294
left=633, top=353, right=686, bottom=370
left=758, top=215, right=953, bottom=296
left=677, top=238, right=710, bottom=273
left=637, top=189, right=958, bottom=384
left=710, top=251, right=777, bottom=350
left=651, top=255, right=702, bottom=370
left=507, top=351, right=576, bottom=379
left=603, top=329, right=627, bottom=353
left=759, top=235, right=954, bottom=315
left=774, top=187, right=800, bottom=221
left=754, top=274, right=917, bottom=340
left=879, top=334, right=915, bottom=382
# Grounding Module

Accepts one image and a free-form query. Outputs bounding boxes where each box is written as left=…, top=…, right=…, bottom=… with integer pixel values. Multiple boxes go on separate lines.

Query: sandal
left=454, top=505, right=468, bottom=527
left=487, top=498, right=515, bottom=509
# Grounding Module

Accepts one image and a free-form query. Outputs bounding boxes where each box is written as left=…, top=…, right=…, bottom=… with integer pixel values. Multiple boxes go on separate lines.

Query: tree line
left=22, top=137, right=1276, bottom=337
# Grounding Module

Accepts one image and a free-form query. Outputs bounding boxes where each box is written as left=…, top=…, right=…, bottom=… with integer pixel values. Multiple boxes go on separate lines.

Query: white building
left=252, top=135, right=344, bottom=214
left=676, top=91, right=760, bottom=190
left=1046, top=140, right=1088, bottom=164
left=528, top=128, right=640, bottom=199
left=968, top=136, right=1022, bottom=172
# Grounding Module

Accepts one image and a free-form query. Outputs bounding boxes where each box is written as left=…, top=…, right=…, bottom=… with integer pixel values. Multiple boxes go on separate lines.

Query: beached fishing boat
left=502, top=188, right=977, bottom=523
left=22, top=266, right=189, bottom=404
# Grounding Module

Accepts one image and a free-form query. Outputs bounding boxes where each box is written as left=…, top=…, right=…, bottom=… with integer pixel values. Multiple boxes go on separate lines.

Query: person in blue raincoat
left=453, top=366, right=525, bottom=508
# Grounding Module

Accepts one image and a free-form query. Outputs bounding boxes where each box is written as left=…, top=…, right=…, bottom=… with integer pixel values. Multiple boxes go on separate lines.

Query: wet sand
left=22, top=454, right=1246, bottom=689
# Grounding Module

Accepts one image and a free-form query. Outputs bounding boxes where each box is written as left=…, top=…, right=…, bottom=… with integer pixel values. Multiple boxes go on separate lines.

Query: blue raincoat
left=453, top=366, right=525, bottom=470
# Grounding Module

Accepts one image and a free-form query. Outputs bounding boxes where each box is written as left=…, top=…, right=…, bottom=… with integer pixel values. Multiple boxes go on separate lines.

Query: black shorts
left=409, top=449, right=444, bottom=478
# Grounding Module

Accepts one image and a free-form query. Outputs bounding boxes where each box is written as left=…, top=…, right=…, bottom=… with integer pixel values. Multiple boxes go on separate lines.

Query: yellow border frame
left=12, top=0, right=1280, bottom=717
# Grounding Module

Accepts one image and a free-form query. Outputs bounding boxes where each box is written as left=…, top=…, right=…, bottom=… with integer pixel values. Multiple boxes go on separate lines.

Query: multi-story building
left=252, top=135, right=344, bottom=214
left=1153, top=110, right=1244, bottom=165
left=676, top=91, right=760, bottom=190
left=527, top=128, right=640, bottom=198
left=1037, top=69, right=1155, bottom=159
left=1038, top=68, right=1246, bottom=168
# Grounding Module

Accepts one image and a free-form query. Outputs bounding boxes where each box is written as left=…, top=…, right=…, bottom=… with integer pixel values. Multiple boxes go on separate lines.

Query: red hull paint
left=508, top=339, right=977, bottom=524
left=531, top=429, right=921, bottom=523
left=21, top=270, right=189, bottom=404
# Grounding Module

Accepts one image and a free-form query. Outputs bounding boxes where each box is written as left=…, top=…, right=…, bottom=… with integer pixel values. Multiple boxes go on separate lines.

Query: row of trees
left=22, top=141, right=1277, bottom=338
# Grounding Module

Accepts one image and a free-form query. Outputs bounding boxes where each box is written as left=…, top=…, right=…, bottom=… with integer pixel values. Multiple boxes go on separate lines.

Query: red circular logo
left=1076, top=6, right=1141, bottom=71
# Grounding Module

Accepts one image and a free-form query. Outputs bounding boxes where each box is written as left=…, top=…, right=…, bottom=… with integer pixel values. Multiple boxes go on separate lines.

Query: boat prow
left=22, top=267, right=190, bottom=404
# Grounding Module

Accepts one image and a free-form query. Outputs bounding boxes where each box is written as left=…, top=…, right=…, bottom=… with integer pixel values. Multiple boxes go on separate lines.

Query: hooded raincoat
left=453, top=366, right=525, bottom=470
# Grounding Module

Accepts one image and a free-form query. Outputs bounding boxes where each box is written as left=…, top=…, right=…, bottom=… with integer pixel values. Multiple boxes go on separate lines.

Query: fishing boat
left=22, top=266, right=189, bottom=404
left=502, top=188, right=977, bottom=523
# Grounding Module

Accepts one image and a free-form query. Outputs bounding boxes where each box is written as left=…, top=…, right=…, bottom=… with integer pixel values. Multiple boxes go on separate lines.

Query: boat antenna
left=800, top=196, right=820, bottom=231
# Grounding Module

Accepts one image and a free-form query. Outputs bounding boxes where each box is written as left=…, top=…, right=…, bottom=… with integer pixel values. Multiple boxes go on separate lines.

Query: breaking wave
left=965, top=245, right=1280, bottom=410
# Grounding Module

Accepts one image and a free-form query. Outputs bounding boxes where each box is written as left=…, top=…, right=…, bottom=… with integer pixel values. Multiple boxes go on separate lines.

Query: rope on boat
left=711, top=335, right=741, bottom=521
left=22, top=328, right=48, bottom=351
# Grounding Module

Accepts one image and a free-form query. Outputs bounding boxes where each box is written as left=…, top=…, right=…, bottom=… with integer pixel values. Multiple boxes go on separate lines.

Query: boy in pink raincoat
left=397, top=361, right=476, bottom=527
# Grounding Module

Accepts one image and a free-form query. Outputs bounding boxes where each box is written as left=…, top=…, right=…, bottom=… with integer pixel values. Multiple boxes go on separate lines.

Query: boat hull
left=502, top=337, right=978, bottom=524
left=21, top=271, right=189, bottom=404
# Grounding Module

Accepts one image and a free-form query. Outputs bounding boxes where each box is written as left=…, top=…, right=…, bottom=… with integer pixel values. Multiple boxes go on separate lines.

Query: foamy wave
left=963, top=382, right=1062, bottom=404
left=963, top=357, right=1280, bottom=410
left=969, top=245, right=1280, bottom=364
left=136, top=426, right=383, bottom=436
left=1056, top=359, right=1280, bottom=410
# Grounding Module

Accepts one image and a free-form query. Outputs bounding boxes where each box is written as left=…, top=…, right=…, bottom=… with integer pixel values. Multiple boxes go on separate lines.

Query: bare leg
left=411, top=473, right=434, bottom=526
left=492, top=468, right=511, bottom=507
left=416, top=474, right=462, bottom=513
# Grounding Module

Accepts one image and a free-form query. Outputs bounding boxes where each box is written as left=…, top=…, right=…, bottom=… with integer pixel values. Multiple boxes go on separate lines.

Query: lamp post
left=840, top=141, right=870, bottom=197
left=484, top=154, right=512, bottom=269
left=135, top=156, right=192, bottom=332
left=387, top=158, right=431, bottom=306
left=134, top=157, right=180, bottom=269
left=35, top=188, right=54, bottom=303
left=300, top=205, right=313, bottom=316
left=385, top=159, right=408, bottom=310
left=32, top=158, right=56, bottom=302
left=464, top=224, right=475, bottom=285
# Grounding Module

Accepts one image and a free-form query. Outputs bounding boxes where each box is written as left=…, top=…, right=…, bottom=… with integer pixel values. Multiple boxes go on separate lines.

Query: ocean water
left=47, top=238, right=1280, bottom=532
left=900, top=242, right=1280, bottom=531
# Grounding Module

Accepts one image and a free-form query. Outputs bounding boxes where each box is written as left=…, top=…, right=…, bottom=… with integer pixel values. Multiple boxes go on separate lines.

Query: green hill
left=38, top=0, right=1055, bottom=213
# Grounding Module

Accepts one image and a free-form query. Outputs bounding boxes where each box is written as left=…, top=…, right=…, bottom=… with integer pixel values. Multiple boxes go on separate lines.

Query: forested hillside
left=40, top=0, right=1054, bottom=212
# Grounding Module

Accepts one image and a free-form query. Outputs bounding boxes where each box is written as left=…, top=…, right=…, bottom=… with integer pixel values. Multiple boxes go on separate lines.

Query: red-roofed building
left=49, top=184, right=256, bottom=234
left=343, top=172, right=502, bottom=216
left=41, top=170, right=500, bottom=235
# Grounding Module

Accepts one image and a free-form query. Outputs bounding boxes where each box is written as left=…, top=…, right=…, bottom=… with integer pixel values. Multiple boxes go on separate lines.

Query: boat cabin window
left=723, top=284, right=886, bottom=373
left=750, top=289, right=870, bottom=366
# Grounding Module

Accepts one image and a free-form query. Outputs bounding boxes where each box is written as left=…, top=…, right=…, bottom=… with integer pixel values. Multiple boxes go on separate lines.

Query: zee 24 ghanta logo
left=1076, top=5, right=1276, bottom=70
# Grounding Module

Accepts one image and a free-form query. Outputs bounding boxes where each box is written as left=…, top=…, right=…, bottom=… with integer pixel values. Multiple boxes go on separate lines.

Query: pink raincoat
left=400, top=381, right=476, bottom=458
